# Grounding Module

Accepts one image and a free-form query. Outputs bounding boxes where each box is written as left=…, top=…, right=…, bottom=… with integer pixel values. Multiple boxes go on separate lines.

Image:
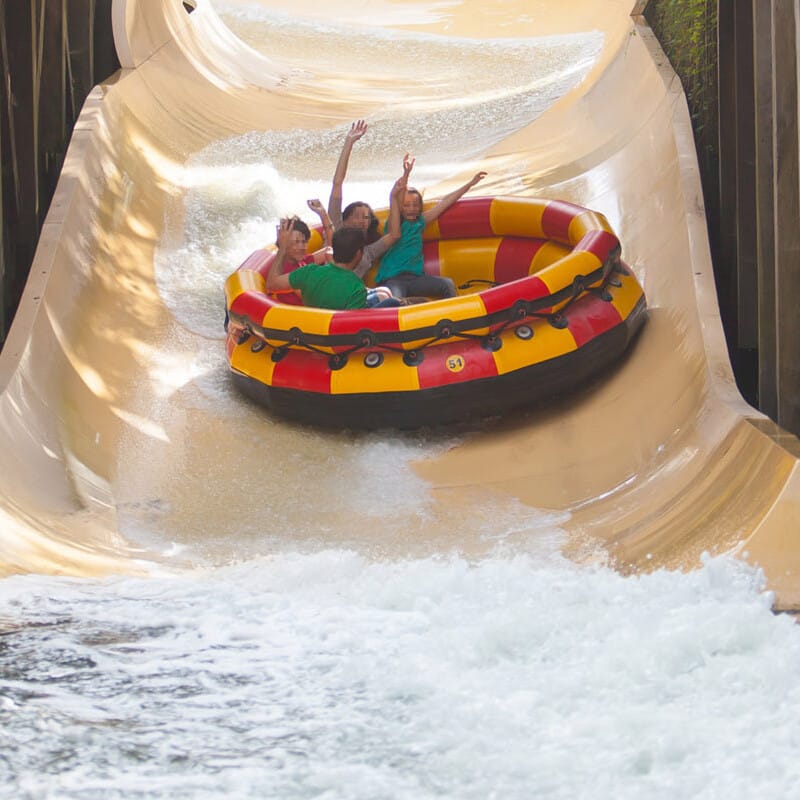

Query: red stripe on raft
left=422, top=241, right=441, bottom=276
left=494, top=237, right=546, bottom=284
left=480, top=275, right=551, bottom=315
left=272, top=349, right=332, bottom=394
left=328, top=308, right=402, bottom=336
left=565, top=294, right=623, bottom=348
left=416, top=339, right=499, bottom=389
left=435, top=197, right=495, bottom=239
left=541, top=201, right=583, bottom=242
left=269, top=292, right=303, bottom=306
left=230, top=291, right=272, bottom=323
left=256, top=254, right=275, bottom=278
left=257, top=254, right=313, bottom=279
left=575, top=230, right=620, bottom=263
left=238, top=250, right=273, bottom=273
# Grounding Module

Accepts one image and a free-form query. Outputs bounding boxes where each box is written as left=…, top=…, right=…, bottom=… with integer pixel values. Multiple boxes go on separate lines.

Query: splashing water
left=2, top=554, right=800, bottom=799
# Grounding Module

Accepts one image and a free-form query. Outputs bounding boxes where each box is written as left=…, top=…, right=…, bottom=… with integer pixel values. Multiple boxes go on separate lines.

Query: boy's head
left=332, top=227, right=365, bottom=266
left=276, top=216, right=311, bottom=263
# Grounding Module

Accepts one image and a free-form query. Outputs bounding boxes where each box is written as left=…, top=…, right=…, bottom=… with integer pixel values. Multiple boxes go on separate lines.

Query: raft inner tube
left=224, top=196, right=647, bottom=428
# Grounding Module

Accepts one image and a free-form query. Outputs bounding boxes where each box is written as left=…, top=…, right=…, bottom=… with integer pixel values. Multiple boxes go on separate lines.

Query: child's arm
left=422, top=171, right=487, bottom=225
left=265, top=219, right=295, bottom=293
left=307, top=198, right=334, bottom=263
left=386, top=154, right=415, bottom=243
left=327, top=120, right=368, bottom=220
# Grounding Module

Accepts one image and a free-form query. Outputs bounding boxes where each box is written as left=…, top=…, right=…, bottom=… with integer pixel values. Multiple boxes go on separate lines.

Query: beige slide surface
left=2, top=0, right=799, bottom=608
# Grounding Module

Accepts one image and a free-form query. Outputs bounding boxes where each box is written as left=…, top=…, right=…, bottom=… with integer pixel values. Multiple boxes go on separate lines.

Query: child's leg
left=406, top=275, right=457, bottom=298
left=384, top=276, right=413, bottom=299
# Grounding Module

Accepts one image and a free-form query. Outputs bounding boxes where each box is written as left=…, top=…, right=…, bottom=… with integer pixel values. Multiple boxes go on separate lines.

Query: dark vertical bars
left=716, top=0, right=758, bottom=403
left=734, top=0, right=758, bottom=352
left=641, top=1, right=800, bottom=434
left=754, top=0, right=777, bottom=419
left=1, top=0, right=38, bottom=343
left=747, top=0, right=800, bottom=432
left=39, top=0, right=67, bottom=211
left=772, top=0, right=800, bottom=432
left=0, top=8, right=6, bottom=339
left=0, top=0, right=118, bottom=347
left=703, top=1, right=760, bottom=403
left=714, top=0, right=800, bottom=432
left=716, top=0, right=739, bottom=359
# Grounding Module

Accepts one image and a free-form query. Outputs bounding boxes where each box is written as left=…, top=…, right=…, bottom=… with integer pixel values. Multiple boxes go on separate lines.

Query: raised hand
left=346, top=119, right=368, bottom=144
left=470, top=171, right=488, bottom=187
left=307, top=198, right=325, bottom=216
left=276, top=217, right=296, bottom=250
left=331, top=121, right=369, bottom=206
left=393, top=154, right=415, bottom=194
left=402, top=153, right=415, bottom=180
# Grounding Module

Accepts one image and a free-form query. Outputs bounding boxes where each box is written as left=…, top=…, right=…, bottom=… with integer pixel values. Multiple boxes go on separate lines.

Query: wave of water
left=2, top=553, right=799, bottom=799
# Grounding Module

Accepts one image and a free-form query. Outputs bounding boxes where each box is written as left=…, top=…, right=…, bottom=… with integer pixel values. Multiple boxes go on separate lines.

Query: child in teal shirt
left=376, top=162, right=487, bottom=299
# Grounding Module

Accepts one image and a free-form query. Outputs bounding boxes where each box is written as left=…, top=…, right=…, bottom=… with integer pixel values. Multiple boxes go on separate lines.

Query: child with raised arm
left=266, top=223, right=400, bottom=310
left=274, top=199, right=333, bottom=275
left=327, top=119, right=405, bottom=279
left=266, top=160, right=412, bottom=310
left=376, top=167, right=488, bottom=299
left=328, top=119, right=368, bottom=230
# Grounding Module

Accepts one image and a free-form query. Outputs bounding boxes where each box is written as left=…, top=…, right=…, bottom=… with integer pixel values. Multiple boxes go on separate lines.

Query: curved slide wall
left=1, top=0, right=799, bottom=608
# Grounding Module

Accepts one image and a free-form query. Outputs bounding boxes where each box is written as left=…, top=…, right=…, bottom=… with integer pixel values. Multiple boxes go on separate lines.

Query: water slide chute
left=1, top=0, right=799, bottom=609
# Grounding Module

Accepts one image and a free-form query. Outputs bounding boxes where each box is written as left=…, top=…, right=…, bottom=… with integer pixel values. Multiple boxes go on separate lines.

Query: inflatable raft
left=224, top=196, right=647, bottom=429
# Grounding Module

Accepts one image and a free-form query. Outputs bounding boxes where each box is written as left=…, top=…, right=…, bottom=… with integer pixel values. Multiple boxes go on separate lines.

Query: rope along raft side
left=224, top=196, right=647, bottom=429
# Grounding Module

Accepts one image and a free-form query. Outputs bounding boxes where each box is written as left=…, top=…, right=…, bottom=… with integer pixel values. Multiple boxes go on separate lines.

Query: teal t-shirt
left=288, top=263, right=367, bottom=310
left=376, top=217, right=426, bottom=282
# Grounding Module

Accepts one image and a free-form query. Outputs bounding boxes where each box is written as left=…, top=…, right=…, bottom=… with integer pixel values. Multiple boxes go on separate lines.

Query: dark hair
left=365, top=213, right=380, bottom=244
left=332, top=227, right=365, bottom=263
left=342, top=201, right=381, bottom=244
left=275, top=216, right=310, bottom=245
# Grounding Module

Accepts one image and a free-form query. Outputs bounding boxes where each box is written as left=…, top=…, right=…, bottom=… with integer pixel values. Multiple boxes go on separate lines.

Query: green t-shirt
left=288, top=262, right=367, bottom=310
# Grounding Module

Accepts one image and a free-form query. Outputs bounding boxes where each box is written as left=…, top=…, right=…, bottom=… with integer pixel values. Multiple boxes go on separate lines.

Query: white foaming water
left=2, top=553, right=800, bottom=799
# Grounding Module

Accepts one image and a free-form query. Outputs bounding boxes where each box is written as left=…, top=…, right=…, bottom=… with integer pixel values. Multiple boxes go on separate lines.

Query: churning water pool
left=2, top=551, right=800, bottom=799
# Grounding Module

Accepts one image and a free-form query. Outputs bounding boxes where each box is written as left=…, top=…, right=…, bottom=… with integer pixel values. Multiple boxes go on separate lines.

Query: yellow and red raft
left=224, top=196, right=647, bottom=428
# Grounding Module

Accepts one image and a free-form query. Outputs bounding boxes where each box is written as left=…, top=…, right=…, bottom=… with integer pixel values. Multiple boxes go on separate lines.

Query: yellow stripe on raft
left=225, top=268, right=265, bottom=306
left=398, top=294, right=489, bottom=349
left=536, top=251, right=604, bottom=297
left=331, top=351, right=421, bottom=395
left=423, top=214, right=442, bottom=241
left=230, top=340, right=277, bottom=385
left=262, top=305, right=336, bottom=351
left=531, top=241, right=572, bottom=275
left=437, top=238, right=501, bottom=287
left=490, top=197, right=547, bottom=238
left=568, top=210, right=615, bottom=243
left=609, top=270, right=646, bottom=320
left=491, top=317, right=578, bottom=375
